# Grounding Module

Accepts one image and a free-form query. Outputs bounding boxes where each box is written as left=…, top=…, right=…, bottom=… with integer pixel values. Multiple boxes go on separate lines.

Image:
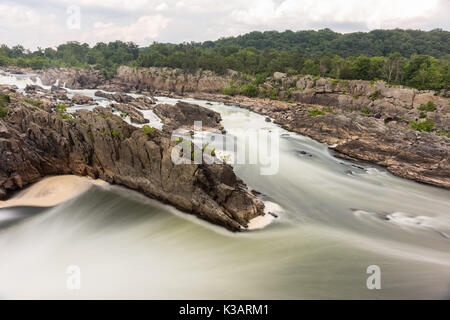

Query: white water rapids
left=0, top=70, right=449, bottom=299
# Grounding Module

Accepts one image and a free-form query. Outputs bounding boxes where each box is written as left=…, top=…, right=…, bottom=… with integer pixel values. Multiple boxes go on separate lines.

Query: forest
left=0, top=29, right=449, bottom=91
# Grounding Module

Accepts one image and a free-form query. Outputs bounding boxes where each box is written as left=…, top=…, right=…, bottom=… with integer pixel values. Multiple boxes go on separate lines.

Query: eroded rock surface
left=154, top=102, right=224, bottom=132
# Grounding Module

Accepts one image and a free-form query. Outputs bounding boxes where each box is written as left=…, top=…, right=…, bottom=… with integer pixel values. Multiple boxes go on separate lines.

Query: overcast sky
left=1, top=0, right=449, bottom=49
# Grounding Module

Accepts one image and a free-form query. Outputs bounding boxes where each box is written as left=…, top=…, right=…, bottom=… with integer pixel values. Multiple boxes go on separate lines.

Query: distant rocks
left=95, top=91, right=155, bottom=110
left=72, top=94, right=94, bottom=105
left=95, top=90, right=132, bottom=104
left=111, top=103, right=149, bottom=124
left=273, top=72, right=286, bottom=80
left=25, top=84, right=47, bottom=93
left=39, top=68, right=104, bottom=89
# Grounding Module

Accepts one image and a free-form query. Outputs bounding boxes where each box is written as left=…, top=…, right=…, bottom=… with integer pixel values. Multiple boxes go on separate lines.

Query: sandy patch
left=247, top=201, right=283, bottom=230
left=0, top=175, right=106, bottom=208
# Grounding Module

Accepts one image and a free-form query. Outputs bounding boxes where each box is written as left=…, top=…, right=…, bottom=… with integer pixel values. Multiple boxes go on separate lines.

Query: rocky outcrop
left=286, top=76, right=450, bottom=131
left=95, top=90, right=133, bottom=103
left=154, top=102, right=224, bottom=133
left=72, top=94, right=94, bottom=105
left=111, top=103, right=149, bottom=124
left=0, top=87, right=265, bottom=231
left=38, top=68, right=105, bottom=89
left=50, top=86, right=69, bottom=100
left=111, top=66, right=240, bottom=94
left=95, top=91, right=155, bottom=110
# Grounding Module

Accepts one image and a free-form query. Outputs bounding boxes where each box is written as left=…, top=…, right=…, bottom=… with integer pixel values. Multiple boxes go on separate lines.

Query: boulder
left=72, top=94, right=94, bottom=105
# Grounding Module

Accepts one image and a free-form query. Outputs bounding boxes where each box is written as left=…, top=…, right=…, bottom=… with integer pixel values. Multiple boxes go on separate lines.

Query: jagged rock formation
left=72, top=94, right=94, bottom=105
left=38, top=68, right=105, bottom=89
left=37, top=66, right=241, bottom=95
left=111, top=66, right=237, bottom=94
left=0, top=87, right=265, bottom=231
left=95, top=91, right=155, bottom=110
left=287, top=76, right=449, bottom=131
left=111, top=103, right=149, bottom=124
left=154, top=102, right=224, bottom=133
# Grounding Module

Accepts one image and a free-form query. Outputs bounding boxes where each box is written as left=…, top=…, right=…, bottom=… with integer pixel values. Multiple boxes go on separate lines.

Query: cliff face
left=38, top=68, right=106, bottom=89
left=0, top=87, right=264, bottom=231
left=288, top=76, right=449, bottom=131
left=111, top=66, right=236, bottom=94
left=37, top=66, right=238, bottom=94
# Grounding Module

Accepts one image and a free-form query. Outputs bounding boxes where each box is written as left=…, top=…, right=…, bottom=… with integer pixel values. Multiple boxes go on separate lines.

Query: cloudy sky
left=1, top=0, right=449, bottom=49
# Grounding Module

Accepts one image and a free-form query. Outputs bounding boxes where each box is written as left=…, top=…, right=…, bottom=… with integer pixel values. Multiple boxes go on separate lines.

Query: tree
left=384, top=52, right=403, bottom=84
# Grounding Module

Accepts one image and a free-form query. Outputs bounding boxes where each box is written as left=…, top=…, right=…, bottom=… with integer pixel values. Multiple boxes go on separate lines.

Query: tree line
left=0, top=29, right=448, bottom=91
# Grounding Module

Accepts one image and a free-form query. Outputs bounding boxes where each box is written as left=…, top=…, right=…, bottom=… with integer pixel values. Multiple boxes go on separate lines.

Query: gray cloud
left=1, top=0, right=449, bottom=49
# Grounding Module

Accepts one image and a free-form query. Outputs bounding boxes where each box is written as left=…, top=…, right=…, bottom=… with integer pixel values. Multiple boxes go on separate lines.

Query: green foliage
left=57, top=113, right=70, bottom=120
left=55, top=104, right=67, bottom=112
left=0, top=29, right=448, bottom=91
left=419, top=111, right=427, bottom=118
left=0, top=93, right=11, bottom=106
left=361, top=107, right=371, bottom=115
left=418, top=101, right=436, bottom=112
left=331, top=79, right=339, bottom=85
left=240, top=83, right=259, bottom=97
left=24, top=97, right=43, bottom=107
left=120, top=111, right=130, bottom=118
left=436, top=129, right=449, bottom=137
left=309, top=108, right=326, bottom=117
left=409, top=117, right=435, bottom=132
left=253, top=73, right=268, bottom=85
left=353, top=93, right=360, bottom=99
left=142, top=125, right=156, bottom=137
left=223, top=85, right=238, bottom=96
left=206, top=29, right=450, bottom=58
left=369, top=90, right=381, bottom=101
left=0, top=93, right=11, bottom=118
left=111, top=129, right=121, bottom=138
left=269, top=88, right=279, bottom=100
left=0, top=108, right=8, bottom=118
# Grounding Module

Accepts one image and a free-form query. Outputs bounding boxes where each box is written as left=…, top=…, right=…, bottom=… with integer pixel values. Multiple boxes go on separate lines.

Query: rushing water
left=1, top=71, right=450, bottom=299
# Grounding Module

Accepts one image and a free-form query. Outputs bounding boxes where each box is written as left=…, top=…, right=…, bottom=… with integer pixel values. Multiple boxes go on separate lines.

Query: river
left=0, top=70, right=449, bottom=299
